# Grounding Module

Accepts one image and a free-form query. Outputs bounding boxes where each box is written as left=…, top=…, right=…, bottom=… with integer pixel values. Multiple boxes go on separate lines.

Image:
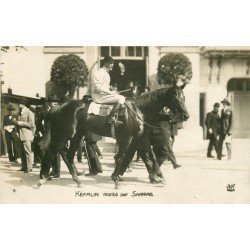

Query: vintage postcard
left=0, top=46, right=249, bottom=204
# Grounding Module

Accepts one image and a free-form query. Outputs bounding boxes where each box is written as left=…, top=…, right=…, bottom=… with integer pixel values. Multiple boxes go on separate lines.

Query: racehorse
left=36, top=85, right=189, bottom=189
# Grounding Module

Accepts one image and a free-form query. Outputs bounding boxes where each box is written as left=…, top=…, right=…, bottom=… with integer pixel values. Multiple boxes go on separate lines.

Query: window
left=100, top=46, right=149, bottom=58
left=136, top=47, right=142, bottom=57
left=126, top=46, right=135, bottom=56
left=100, top=47, right=110, bottom=57
left=125, top=46, right=148, bottom=57
left=227, top=78, right=250, bottom=92
left=111, top=47, right=120, bottom=56
left=100, top=46, right=120, bottom=57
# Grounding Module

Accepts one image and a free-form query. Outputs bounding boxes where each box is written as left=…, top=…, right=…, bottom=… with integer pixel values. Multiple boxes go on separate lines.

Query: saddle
left=87, top=102, right=125, bottom=139
left=87, top=102, right=113, bottom=116
left=87, top=102, right=125, bottom=117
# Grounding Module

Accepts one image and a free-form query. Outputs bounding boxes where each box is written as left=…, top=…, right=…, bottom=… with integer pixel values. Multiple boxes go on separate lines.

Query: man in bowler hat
left=218, top=98, right=233, bottom=159
left=205, top=103, right=221, bottom=159
left=3, top=104, right=19, bottom=163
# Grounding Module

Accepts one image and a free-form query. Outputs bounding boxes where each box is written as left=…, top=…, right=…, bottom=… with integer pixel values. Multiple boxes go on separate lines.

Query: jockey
left=92, top=56, right=126, bottom=125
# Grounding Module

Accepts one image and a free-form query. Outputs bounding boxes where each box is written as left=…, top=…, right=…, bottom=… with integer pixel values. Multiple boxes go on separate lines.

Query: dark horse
left=36, top=85, right=188, bottom=189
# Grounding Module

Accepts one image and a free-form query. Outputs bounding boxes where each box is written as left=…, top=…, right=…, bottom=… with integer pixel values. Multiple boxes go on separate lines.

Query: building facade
left=1, top=46, right=250, bottom=151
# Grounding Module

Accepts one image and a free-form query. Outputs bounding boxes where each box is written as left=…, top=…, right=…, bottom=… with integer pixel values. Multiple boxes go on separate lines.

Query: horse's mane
left=135, top=86, right=173, bottom=111
left=54, top=100, right=83, bottom=115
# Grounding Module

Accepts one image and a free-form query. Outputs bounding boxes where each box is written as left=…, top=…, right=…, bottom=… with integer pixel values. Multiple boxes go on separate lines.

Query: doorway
left=99, top=46, right=148, bottom=92
left=227, top=78, right=250, bottom=138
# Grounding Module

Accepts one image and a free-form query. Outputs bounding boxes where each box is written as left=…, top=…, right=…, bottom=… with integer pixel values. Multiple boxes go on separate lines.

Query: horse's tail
left=125, top=100, right=144, bottom=137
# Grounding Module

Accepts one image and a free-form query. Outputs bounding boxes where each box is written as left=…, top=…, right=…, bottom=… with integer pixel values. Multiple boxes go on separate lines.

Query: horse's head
left=166, top=85, right=189, bottom=123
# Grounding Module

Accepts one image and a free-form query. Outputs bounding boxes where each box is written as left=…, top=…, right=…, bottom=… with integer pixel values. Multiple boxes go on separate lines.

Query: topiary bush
left=157, top=53, right=193, bottom=85
left=50, top=54, right=88, bottom=99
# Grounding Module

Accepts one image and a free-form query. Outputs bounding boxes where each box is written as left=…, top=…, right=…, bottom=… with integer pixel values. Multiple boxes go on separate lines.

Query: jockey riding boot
left=108, top=102, right=123, bottom=125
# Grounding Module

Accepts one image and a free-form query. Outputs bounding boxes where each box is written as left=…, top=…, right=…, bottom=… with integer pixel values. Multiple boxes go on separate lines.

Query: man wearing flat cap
left=3, top=104, right=19, bottom=163
left=14, top=98, right=35, bottom=173
left=218, top=98, right=233, bottom=160
left=205, top=103, right=221, bottom=159
left=92, top=56, right=126, bottom=125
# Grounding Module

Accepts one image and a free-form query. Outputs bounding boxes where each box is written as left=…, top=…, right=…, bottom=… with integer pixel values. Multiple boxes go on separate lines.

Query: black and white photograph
left=1, top=46, right=249, bottom=203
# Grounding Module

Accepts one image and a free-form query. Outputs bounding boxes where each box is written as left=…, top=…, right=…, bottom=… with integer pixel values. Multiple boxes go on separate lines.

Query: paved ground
left=0, top=139, right=249, bottom=204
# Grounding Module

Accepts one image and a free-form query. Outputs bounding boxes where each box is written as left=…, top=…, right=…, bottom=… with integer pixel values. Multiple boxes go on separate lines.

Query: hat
left=46, top=94, right=60, bottom=102
left=29, top=105, right=37, bottom=112
left=7, top=104, right=16, bottom=111
left=103, top=56, right=114, bottom=65
left=221, top=98, right=230, bottom=105
left=213, top=103, right=220, bottom=108
left=82, top=95, right=93, bottom=103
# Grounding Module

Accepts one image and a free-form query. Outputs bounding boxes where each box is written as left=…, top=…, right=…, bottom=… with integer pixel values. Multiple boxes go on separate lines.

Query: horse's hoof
left=158, top=174, right=166, bottom=185
left=33, top=180, right=43, bottom=189
left=149, top=173, right=160, bottom=184
left=33, top=184, right=40, bottom=189
left=111, top=173, right=116, bottom=182
left=117, top=175, right=125, bottom=182
left=72, top=175, right=80, bottom=182
left=150, top=179, right=158, bottom=184
left=77, top=182, right=83, bottom=188
left=76, top=171, right=84, bottom=176
left=114, top=181, right=120, bottom=190
left=159, top=179, right=166, bottom=185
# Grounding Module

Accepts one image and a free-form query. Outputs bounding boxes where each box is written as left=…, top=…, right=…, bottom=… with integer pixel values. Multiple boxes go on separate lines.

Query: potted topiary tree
left=157, top=53, right=193, bottom=86
left=50, top=54, right=88, bottom=100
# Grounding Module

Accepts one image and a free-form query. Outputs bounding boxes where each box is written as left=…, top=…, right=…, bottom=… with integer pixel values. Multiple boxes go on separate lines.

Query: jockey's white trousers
left=92, top=92, right=125, bottom=105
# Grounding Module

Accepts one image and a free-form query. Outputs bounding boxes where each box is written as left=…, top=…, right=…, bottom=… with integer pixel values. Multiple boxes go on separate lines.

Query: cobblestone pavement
left=0, top=139, right=249, bottom=204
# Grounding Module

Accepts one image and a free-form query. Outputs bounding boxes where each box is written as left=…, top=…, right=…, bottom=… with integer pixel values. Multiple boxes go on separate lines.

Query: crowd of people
left=205, top=98, right=233, bottom=160
left=2, top=95, right=104, bottom=177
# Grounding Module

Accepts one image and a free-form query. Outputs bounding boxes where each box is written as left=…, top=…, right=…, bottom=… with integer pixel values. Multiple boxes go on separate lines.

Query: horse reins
left=124, top=102, right=167, bottom=129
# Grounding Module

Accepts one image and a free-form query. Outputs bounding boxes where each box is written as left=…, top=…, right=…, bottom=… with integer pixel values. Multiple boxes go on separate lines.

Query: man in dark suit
left=205, top=103, right=221, bottom=159
left=44, top=95, right=61, bottom=178
left=3, top=104, right=19, bottom=163
left=84, top=132, right=103, bottom=176
left=149, top=107, right=181, bottom=169
left=218, top=98, right=233, bottom=160
left=32, top=105, right=46, bottom=167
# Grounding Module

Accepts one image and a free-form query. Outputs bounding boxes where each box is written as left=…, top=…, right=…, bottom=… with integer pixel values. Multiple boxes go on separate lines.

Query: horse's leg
left=118, top=138, right=138, bottom=176
left=59, top=145, right=83, bottom=188
left=64, top=131, right=85, bottom=187
left=34, top=148, right=55, bottom=188
left=111, top=136, right=133, bottom=189
left=61, top=143, right=84, bottom=176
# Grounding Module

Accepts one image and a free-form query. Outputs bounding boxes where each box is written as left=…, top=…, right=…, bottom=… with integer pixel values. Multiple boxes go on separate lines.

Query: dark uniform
left=84, top=132, right=103, bottom=175
left=39, top=105, right=61, bottom=178
left=205, top=109, right=221, bottom=158
left=119, top=109, right=180, bottom=176
left=148, top=121, right=179, bottom=168
left=33, top=106, right=45, bottom=165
